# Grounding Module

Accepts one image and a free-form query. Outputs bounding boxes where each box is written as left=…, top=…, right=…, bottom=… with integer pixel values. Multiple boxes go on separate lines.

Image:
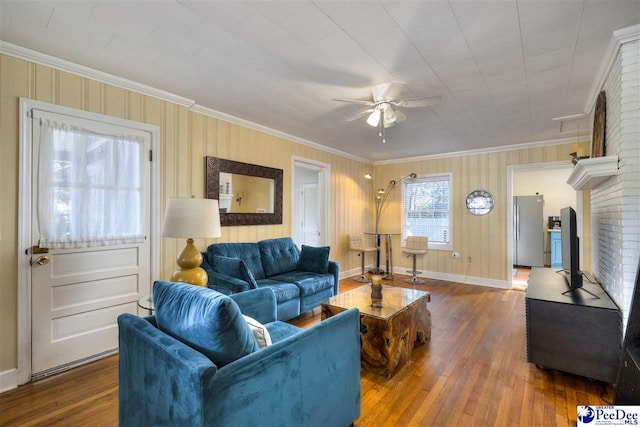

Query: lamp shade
left=161, top=197, right=221, bottom=238
left=366, top=110, right=381, bottom=127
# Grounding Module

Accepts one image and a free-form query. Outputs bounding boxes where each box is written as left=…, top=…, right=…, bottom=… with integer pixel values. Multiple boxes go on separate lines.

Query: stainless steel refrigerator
left=513, top=195, right=544, bottom=267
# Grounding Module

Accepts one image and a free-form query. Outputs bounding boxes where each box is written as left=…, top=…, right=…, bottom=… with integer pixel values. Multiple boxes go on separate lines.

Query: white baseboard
left=340, top=264, right=375, bottom=280
left=0, top=368, right=18, bottom=393
left=341, top=266, right=509, bottom=289
left=395, top=268, right=510, bottom=289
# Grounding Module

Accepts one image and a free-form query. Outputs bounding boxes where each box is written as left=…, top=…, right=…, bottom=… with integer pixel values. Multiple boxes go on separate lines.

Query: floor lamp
left=364, top=172, right=417, bottom=277
left=162, top=197, right=222, bottom=287
left=366, top=172, right=417, bottom=233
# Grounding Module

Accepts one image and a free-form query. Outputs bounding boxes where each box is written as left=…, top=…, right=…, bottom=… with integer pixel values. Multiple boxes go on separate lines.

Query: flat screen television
left=560, top=206, right=583, bottom=291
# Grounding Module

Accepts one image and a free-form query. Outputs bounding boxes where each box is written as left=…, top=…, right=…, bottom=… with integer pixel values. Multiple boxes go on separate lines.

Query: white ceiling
left=1, top=1, right=638, bottom=161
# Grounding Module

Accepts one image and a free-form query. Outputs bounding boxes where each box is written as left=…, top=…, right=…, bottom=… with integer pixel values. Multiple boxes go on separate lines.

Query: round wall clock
left=466, top=190, right=494, bottom=216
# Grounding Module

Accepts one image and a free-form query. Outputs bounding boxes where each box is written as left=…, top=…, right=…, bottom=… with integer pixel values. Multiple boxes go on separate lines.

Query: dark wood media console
left=526, top=267, right=622, bottom=383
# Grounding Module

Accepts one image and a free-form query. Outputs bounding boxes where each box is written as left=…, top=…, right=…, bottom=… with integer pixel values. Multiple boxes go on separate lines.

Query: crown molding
left=0, top=41, right=195, bottom=107
left=190, top=104, right=368, bottom=163
left=584, top=24, right=640, bottom=114
left=374, top=136, right=581, bottom=165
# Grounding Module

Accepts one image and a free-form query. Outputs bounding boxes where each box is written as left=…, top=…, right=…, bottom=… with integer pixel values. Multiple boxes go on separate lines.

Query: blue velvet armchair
left=118, top=282, right=361, bottom=426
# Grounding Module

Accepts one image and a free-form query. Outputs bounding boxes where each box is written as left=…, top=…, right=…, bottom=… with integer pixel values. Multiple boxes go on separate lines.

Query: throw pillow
left=214, top=255, right=258, bottom=289
left=296, top=245, right=330, bottom=274
left=153, top=281, right=259, bottom=367
left=243, top=315, right=272, bottom=348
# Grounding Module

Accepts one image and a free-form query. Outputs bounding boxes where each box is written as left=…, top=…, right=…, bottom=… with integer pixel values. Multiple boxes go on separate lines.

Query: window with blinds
left=402, top=173, right=452, bottom=250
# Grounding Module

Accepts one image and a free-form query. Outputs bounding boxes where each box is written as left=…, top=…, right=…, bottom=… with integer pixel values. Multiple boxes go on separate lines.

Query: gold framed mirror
left=205, top=157, right=283, bottom=226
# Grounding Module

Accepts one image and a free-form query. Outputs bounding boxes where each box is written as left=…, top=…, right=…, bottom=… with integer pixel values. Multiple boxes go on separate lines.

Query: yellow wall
left=0, top=54, right=371, bottom=371
left=371, top=143, right=590, bottom=281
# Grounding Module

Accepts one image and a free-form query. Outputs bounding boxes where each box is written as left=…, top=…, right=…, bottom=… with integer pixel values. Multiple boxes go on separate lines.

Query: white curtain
left=37, top=118, right=145, bottom=248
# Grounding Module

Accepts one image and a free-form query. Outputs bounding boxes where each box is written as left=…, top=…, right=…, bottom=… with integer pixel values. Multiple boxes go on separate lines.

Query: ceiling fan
left=333, top=81, right=440, bottom=143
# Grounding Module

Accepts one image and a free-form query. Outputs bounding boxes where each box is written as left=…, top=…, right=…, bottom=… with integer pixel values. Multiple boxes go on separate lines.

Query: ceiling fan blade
left=346, top=109, right=375, bottom=122
left=394, top=95, right=441, bottom=108
left=332, top=98, right=375, bottom=106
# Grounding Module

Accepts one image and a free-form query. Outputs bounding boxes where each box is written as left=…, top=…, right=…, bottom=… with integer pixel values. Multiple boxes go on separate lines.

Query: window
left=35, top=110, right=149, bottom=249
left=402, top=173, right=452, bottom=250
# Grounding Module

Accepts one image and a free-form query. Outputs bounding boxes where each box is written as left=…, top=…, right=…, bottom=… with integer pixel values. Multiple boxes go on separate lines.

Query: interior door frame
left=506, top=160, right=578, bottom=289
left=291, top=156, right=331, bottom=247
left=17, top=98, right=161, bottom=385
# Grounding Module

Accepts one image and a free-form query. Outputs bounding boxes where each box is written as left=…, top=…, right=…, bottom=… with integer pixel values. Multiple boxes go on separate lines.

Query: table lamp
left=161, top=197, right=221, bottom=286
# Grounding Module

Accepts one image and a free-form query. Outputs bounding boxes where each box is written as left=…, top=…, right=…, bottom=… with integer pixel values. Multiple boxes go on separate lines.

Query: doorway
left=292, top=157, right=330, bottom=247
left=17, top=99, right=160, bottom=384
left=507, top=162, right=577, bottom=289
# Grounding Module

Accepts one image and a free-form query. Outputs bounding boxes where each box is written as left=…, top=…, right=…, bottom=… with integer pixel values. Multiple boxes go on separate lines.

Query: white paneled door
left=28, top=106, right=152, bottom=377
left=301, top=183, right=320, bottom=247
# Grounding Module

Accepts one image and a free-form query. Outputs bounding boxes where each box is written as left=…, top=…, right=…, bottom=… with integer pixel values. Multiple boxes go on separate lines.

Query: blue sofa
left=201, top=237, right=339, bottom=321
left=118, top=281, right=361, bottom=427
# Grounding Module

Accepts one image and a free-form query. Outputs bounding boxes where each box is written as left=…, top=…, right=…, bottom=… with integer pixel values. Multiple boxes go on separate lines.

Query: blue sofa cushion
left=258, top=237, right=300, bottom=277
left=255, top=279, right=300, bottom=302
left=208, top=243, right=266, bottom=279
left=270, top=271, right=335, bottom=296
left=297, top=245, right=330, bottom=274
left=265, top=321, right=303, bottom=343
left=213, top=255, right=258, bottom=289
left=153, top=281, right=259, bottom=367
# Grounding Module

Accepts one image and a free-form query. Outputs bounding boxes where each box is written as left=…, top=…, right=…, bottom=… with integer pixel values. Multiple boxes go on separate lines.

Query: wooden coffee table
left=321, top=285, right=431, bottom=378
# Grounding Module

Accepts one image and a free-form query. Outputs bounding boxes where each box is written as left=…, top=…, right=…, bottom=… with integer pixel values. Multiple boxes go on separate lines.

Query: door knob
left=35, top=256, right=49, bottom=265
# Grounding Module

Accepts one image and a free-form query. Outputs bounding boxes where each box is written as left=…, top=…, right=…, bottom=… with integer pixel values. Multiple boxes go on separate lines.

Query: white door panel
left=50, top=247, right=141, bottom=276
left=50, top=303, right=136, bottom=343
left=32, top=302, right=138, bottom=373
left=51, top=274, right=139, bottom=311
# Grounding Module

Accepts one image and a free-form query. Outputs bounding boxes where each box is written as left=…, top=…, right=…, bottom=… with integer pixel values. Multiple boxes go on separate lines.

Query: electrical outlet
left=468, top=256, right=472, bottom=263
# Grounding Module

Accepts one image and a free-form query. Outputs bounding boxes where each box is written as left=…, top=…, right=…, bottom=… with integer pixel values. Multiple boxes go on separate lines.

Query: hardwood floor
left=0, top=276, right=613, bottom=426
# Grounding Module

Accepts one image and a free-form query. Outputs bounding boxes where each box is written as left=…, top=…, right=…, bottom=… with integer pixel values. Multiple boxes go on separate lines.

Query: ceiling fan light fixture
left=384, top=107, right=396, bottom=124
left=366, top=110, right=380, bottom=127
